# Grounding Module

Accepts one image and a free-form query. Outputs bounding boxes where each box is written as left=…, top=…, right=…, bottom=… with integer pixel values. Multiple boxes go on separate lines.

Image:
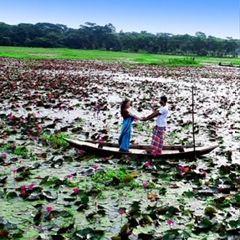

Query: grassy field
left=0, top=46, right=240, bottom=66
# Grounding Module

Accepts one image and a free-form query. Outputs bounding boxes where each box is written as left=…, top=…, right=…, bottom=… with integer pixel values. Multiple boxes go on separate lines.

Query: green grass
left=92, top=169, right=128, bottom=183
left=0, top=46, right=240, bottom=66
left=14, top=146, right=29, bottom=156
left=42, top=132, right=71, bottom=148
left=2, top=144, right=29, bottom=156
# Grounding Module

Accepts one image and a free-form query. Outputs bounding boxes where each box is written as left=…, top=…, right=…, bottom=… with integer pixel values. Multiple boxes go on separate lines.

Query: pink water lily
left=78, top=149, right=86, bottom=154
left=20, top=185, right=28, bottom=196
left=9, top=113, right=15, bottom=121
left=73, top=187, right=80, bottom=194
left=170, top=183, right=180, bottom=188
left=22, top=119, right=27, bottom=124
left=20, top=185, right=27, bottom=190
left=218, top=186, right=225, bottom=191
left=119, top=209, right=126, bottom=215
left=28, top=184, right=35, bottom=190
left=167, top=219, right=174, bottom=226
left=47, top=206, right=54, bottom=212
left=143, top=182, right=149, bottom=188
left=93, top=164, right=100, bottom=170
left=200, top=170, right=208, bottom=176
left=12, top=143, right=18, bottom=149
left=12, top=169, right=17, bottom=174
left=1, top=154, right=7, bottom=159
left=179, top=166, right=186, bottom=172
left=144, top=161, right=151, bottom=167
left=36, top=125, right=42, bottom=131
left=67, top=174, right=73, bottom=179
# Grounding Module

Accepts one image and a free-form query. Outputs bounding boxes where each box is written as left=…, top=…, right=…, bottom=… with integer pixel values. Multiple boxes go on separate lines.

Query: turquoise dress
left=118, top=116, right=135, bottom=152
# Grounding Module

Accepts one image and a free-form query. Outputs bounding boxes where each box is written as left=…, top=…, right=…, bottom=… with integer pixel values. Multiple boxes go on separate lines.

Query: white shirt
left=156, top=105, right=169, bottom=127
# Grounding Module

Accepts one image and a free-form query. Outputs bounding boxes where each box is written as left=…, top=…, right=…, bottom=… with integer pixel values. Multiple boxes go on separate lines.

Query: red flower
left=179, top=165, right=190, bottom=173
left=47, top=206, right=54, bottom=212
left=93, top=165, right=100, bottom=170
left=119, top=209, right=126, bottom=215
left=12, top=143, right=18, bottom=149
left=20, top=185, right=28, bottom=196
left=20, top=185, right=27, bottom=190
left=67, top=174, right=73, bottom=179
left=9, top=113, right=15, bottom=121
left=78, top=149, right=86, bottom=154
left=1, top=154, right=7, bottom=159
left=179, top=166, right=185, bottom=172
left=143, top=182, right=149, bottom=188
left=167, top=219, right=174, bottom=226
left=144, top=161, right=151, bottom=167
left=36, top=125, right=42, bottom=131
left=73, top=188, right=80, bottom=194
left=200, top=170, right=208, bottom=176
left=28, top=184, right=35, bottom=190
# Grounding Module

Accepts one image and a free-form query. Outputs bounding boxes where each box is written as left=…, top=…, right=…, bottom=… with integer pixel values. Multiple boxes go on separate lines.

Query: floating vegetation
left=0, top=58, right=239, bottom=239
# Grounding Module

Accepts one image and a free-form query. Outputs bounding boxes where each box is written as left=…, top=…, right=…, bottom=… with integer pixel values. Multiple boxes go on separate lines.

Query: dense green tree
left=0, top=22, right=13, bottom=45
left=0, top=21, right=239, bottom=57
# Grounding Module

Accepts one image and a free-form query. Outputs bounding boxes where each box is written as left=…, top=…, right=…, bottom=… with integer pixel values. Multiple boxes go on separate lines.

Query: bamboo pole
left=191, top=86, right=196, bottom=158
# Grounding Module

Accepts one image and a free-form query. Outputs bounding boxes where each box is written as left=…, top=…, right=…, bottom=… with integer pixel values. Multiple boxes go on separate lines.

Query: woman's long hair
left=120, top=99, right=130, bottom=117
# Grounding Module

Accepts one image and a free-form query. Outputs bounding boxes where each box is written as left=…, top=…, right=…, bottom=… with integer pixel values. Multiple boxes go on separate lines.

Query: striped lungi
left=151, top=126, right=166, bottom=153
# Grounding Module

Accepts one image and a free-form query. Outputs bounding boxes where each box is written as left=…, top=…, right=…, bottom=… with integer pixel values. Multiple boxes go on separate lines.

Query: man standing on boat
left=143, top=96, right=169, bottom=154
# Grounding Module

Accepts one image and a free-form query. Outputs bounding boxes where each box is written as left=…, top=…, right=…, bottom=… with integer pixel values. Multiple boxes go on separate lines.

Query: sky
left=0, top=0, right=239, bottom=39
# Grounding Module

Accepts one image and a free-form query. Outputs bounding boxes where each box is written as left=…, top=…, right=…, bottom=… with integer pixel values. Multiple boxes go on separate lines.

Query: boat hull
left=64, top=138, right=218, bottom=160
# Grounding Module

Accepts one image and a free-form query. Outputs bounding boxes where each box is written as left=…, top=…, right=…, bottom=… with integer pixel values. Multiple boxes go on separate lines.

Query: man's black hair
left=160, top=96, right=167, bottom=103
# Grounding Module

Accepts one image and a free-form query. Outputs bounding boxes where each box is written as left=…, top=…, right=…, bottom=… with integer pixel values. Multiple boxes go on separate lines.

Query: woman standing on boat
left=119, top=100, right=143, bottom=152
left=143, top=96, right=169, bottom=154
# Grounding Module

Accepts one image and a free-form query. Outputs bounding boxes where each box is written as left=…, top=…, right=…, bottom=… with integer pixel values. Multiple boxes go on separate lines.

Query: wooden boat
left=219, top=62, right=240, bottom=68
left=64, top=138, right=218, bottom=160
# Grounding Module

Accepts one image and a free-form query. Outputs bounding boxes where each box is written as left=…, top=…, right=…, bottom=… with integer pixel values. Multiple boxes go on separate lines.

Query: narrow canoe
left=64, top=138, right=218, bottom=160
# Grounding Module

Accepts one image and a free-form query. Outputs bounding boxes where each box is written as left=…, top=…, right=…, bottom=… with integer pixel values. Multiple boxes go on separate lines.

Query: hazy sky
left=1, top=0, right=239, bottom=39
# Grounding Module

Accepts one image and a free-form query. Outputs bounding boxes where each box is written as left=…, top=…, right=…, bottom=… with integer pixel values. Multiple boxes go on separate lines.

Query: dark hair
left=120, top=99, right=130, bottom=117
left=160, top=96, right=167, bottom=103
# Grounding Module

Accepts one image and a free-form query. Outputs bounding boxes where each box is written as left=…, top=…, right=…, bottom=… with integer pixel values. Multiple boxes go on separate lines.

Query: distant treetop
left=0, top=21, right=238, bottom=57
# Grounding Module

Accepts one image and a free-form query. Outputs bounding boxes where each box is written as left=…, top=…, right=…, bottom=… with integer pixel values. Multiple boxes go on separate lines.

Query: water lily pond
left=0, top=58, right=239, bottom=239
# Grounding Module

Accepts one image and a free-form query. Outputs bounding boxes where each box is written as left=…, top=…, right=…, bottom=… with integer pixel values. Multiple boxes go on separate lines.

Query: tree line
left=0, top=21, right=239, bottom=57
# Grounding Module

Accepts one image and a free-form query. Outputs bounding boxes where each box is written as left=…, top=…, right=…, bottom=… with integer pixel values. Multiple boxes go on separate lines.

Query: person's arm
left=144, top=110, right=160, bottom=121
left=126, top=108, right=143, bottom=121
left=129, top=112, right=143, bottom=121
